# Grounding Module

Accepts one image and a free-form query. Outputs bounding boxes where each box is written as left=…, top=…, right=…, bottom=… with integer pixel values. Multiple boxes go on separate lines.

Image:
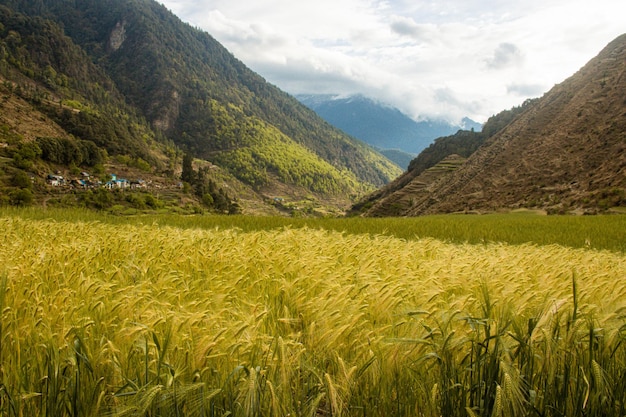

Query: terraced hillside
left=360, top=154, right=466, bottom=216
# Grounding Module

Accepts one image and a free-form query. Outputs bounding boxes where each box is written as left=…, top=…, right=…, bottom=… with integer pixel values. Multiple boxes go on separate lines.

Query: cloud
left=251, top=53, right=367, bottom=94
left=159, top=0, right=626, bottom=123
left=485, top=42, right=524, bottom=69
left=389, top=16, right=431, bottom=40
left=507, top=83, right=546, bottom=96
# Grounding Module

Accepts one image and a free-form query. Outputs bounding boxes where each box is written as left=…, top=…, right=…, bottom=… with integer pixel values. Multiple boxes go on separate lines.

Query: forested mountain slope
left=0, top=0, right=401, bottom=213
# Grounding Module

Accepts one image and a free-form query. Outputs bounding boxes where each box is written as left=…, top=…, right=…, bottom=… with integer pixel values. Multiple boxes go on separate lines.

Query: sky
left=158, top=0, right=624, bottom=124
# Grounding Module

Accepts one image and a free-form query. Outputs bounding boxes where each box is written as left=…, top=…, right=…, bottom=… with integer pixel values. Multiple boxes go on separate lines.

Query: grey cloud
left=507, top=83, right=545, bottom=96
left=486, top=42, right=523, bottom=69
left=390, top=19, right=421, bottom=37
left=434, top=87, right=462, bottom=106
left=389, top=16, right=433, bottom=41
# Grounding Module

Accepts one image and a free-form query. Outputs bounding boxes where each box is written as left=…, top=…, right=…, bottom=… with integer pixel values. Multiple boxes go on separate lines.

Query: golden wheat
left=0, top=216, right=625, bottom=416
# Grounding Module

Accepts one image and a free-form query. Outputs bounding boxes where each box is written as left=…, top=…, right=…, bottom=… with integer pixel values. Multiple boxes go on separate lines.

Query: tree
left=201, top=193, right=214, bottom=207
left=9, top=188, right=33, bottom=206
left=181, top=153, right=195, bottom=184
left=12, top=170, right=32, bottom=189
left=12, top=142, right=42, bottom=169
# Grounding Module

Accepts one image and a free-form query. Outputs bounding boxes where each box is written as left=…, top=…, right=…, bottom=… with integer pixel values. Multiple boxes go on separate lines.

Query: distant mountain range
left=297, top=94, right=481, bottom=167
left=351, top=34, right=626, bottom=216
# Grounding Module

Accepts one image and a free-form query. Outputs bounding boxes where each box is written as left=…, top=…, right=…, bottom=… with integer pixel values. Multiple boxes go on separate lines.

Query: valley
left=0, top=1, right=624, bottom=416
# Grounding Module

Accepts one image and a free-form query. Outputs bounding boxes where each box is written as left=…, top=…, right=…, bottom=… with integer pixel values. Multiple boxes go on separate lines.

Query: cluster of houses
left=46, top=172, right=148, bottom=190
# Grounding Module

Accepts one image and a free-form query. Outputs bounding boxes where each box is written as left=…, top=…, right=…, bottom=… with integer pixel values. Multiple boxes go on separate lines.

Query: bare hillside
left=362, top=34, right=626, bottom=216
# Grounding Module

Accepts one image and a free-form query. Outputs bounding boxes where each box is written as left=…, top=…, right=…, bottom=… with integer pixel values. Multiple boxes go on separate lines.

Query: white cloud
left=159, top=0, right=625, bottom=123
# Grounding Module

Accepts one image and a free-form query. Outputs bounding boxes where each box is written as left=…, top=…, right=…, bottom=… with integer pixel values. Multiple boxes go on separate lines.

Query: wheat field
left=1, top=215, right=625, bottom=416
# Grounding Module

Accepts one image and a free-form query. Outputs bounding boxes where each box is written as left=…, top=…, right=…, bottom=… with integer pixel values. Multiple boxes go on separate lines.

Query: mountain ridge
left=354, top=34, right=626, bottom=216
left=297, top=93, right=481, bottom=160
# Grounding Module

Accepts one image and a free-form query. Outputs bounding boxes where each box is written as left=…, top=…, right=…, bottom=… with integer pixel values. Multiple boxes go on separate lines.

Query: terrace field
left=1, top=210, right=625, bottom=416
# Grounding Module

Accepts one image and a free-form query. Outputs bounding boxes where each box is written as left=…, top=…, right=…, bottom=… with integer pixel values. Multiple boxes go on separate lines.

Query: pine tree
left=181, top=153, right=195, bottom=184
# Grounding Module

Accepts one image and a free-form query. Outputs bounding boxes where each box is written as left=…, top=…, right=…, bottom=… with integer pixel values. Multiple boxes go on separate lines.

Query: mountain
left=348, top=100, right=535, bottom=215
left=0, top=0, right=401, bottom=214
left=353, top=34, right=626, bottom=216
left=378, top=149, right=415, bottom=170
left=297, top=94, right=482, bottom=167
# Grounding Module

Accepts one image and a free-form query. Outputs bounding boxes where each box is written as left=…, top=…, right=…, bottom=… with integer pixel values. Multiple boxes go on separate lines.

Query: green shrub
left=9, top=188, right=33, bottom=206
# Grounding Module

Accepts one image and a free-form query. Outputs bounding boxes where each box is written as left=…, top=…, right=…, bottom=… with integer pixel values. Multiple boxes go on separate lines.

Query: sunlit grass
left=2, top=207, right=625, bottom=251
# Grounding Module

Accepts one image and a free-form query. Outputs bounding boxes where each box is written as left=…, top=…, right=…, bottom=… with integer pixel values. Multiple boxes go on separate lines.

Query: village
left=45, top=172, right=153, bottom=191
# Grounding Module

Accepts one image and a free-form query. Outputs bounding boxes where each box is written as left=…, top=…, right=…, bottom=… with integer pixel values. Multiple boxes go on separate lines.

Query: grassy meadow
left=0, top=209, right=625, bottom=416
